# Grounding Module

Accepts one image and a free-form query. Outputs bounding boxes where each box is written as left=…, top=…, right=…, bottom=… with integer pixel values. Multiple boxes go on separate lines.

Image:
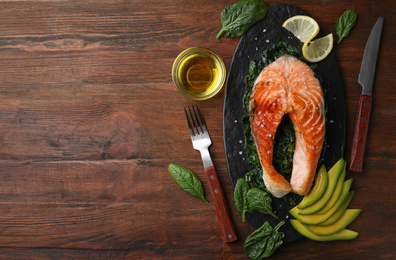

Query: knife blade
left=350, top=17, right=384, bottom=172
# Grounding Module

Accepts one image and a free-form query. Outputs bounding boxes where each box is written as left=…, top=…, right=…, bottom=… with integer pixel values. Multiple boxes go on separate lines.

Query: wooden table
left=0, top=0, right=394, bottom=259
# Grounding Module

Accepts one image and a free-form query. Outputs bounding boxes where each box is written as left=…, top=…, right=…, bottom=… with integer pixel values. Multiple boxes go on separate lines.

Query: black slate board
left=223, top=4, right=345, bottom=242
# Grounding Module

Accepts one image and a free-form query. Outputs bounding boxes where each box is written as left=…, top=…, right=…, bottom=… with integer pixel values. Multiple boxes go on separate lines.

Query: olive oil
left=178, top=53, right=220, bottom=95
left=172, top=47, right=226, bottom=100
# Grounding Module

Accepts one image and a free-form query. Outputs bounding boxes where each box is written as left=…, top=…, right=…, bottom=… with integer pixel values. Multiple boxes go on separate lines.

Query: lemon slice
left=282, top=15, right=320, bottom=43
left=303, top=33, right=334, bottom=62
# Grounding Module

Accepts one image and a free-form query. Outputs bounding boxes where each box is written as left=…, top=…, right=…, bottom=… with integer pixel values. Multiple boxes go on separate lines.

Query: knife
left=350, top=17, right=384, bottom=172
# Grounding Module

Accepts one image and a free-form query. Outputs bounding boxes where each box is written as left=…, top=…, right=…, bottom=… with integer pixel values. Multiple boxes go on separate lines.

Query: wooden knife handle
left=204, top=166, right=237, bottom=243
left=350, top=95, right=372, bottom=172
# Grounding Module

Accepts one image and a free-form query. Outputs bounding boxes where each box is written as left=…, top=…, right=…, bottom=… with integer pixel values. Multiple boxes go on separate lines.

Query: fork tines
left=184, top=104, right=208, bottom=136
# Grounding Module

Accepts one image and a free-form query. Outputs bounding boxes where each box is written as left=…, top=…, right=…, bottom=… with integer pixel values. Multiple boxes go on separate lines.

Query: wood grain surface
left=0, top=0, right=395, bottom=259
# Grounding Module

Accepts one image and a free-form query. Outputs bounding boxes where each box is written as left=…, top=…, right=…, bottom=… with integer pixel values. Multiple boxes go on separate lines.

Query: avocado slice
left=319, top=190, right=355, bottom=226
left=296, top=158, right=345, bottom=215
left=303, top=209, right=362, bottom=235
left=315, top=162, right=347, bottom=214
left=298, top=164, right=328, bottom=209
left=289, top=179, right=353, bottom=225
left=290, top=219, right=359, bottom=241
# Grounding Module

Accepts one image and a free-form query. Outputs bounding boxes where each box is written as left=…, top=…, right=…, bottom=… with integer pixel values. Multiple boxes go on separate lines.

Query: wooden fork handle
left=350, top=95, right=372, bottom=172
left=205, top=166, right=237, bottom=243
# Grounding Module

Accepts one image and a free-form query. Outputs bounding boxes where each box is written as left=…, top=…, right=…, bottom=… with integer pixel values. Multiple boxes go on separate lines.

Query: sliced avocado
left=289, top=179, right=353, bottom=225
left=290, top=219, right=359, bottom=241
left=296, top=158, right=345, bottom=215
left=303, top=209, right=362, bottom=236
left=299, top=164, right=328, bottom=209
left=315, top=162, right=346, bottom=214
left=319, top=190, right=355, bottom=226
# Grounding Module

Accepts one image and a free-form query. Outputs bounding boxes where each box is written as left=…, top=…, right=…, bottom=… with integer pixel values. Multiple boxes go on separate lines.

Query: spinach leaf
left=234, top=178, right=253, bottom=222
left=216, top=0, right=269, bottom=39
left=273, top=117, right=295, bottom=181
left=262, top=41, right=305, bottom=65
left=336, top=10, right=358, bottom=44
left=247, top=188, right=279, bottom=219
left=244, top=221, right=285, bottom=259
left=245, top=169, right=266, bottom=190
left=249, top=60, right=257, bottom=75
left=243, top=118, right=260, bottom=166
left=168, top=163, right=208, bottom=203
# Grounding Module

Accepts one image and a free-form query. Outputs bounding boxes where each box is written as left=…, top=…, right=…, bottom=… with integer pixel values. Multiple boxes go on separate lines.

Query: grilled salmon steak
left=249, top=55, right=325, bottom=198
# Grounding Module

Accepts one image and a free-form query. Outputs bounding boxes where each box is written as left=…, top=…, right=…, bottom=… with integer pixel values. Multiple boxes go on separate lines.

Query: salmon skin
left=249, top=55, right=325, bottom=198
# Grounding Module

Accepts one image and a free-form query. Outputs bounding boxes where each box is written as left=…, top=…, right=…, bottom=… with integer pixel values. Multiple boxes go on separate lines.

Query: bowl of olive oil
left=172, top=47, right=226, bottom=100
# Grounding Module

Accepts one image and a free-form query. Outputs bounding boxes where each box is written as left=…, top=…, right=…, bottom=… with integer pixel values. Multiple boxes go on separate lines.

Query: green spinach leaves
left=234, top=178, right=252, bottom=222
left=247, top=188, right=279, bottom=219
left=216, top=0, right=268, bottom=39
left=234, top=179, right=283, bottom=258
left=168, top=163, right=208, bottom=203
left=244, top=221, right=285, bottom=259
left=336, top=10, right=358, bottom=44
left=234, top=178, right=278, bottom=221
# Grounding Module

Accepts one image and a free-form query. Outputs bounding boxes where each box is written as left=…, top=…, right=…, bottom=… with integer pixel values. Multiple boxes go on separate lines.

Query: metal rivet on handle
left=210, top=175, right=214, bottom=179
left=214, top=189, right=219, bottom=194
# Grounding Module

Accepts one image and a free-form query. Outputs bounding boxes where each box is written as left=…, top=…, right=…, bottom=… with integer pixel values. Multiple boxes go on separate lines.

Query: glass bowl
left=172, top=47, right=226, bottom=100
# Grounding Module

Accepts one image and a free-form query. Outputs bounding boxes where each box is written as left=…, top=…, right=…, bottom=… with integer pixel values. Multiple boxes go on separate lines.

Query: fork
left=184, top=104, right=237, bottom=243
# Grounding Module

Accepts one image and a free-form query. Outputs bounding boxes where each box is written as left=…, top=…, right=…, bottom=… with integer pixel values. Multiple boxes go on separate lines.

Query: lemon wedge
left=282, top=15, right=320, bottom=43
left=302, top=33, right=334, bottom=62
